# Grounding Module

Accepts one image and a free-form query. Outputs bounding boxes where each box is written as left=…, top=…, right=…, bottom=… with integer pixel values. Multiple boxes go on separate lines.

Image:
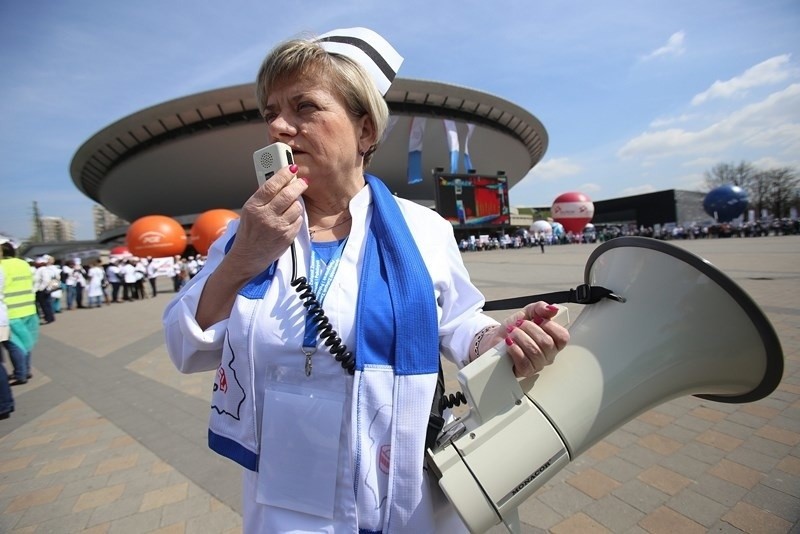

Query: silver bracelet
left=472, top=325, right=496, bottom=361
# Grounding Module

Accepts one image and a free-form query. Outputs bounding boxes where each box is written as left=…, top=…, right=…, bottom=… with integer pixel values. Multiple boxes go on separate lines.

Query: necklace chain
left=308, top=216, right=352, bottom=239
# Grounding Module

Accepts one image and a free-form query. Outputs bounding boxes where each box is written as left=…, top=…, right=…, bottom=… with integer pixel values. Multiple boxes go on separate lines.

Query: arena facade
left=70, top=78, right=548, bottom=244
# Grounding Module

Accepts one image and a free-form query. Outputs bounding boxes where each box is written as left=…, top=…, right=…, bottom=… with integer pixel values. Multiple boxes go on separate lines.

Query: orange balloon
left=126, top=215, right=187, bottom=258
left=190, top=209, right=240, bottom=254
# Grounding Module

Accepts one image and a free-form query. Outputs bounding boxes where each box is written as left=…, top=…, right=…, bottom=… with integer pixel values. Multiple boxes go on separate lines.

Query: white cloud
left=621, top=184, right=656, bottom=196
left=682, top=157, right=718, bottom=168
left=617, top=127, right=709, bottom=160
left=743, top=122, right=800, bottom=152
left=617, top=83, right=800, bottom=161
left=526, top=157, right=583, bottom=181
left=752, top=155, right=800, bottom=170
left=641, top=31, right=685, bottom=61
left=752, top=156, right=784, bottom=169
left=675, top=172, right=706, bottom=191
left=691, top=54, right=794, bottom=106
left=578, top=183, right=602, bottom=194
left=649, top=113, right=697, bottom=128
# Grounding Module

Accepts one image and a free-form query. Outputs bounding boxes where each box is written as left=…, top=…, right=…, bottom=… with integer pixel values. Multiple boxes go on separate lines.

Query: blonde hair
left=255, top=38, right=389, bottom=166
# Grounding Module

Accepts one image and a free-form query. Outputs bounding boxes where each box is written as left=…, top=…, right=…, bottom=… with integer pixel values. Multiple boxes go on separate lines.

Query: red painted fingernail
left=515, top=319, right=524, bottom=327
left=546, top=305, right=559, bottom=312
left=289, top=164, right=298, bottom=174
left=505, top=337, right=514, bottom=346
left=506, top=325, right=515, bottom=333
left=533, top=316, right=544, bottom=325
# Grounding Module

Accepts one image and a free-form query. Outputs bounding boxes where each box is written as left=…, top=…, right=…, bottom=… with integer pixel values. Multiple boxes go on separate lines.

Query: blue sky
left=1, top=0, right=798, bottom=240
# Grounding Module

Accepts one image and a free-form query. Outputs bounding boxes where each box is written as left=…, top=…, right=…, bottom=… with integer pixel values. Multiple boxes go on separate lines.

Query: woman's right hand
left=194, top=164, right=307, bottom=329
left=224, top=164, right=308, bottom=280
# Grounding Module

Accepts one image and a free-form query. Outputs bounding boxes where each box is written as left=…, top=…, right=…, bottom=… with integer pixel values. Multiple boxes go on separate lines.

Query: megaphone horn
left=428, top=237, right=784, bottom=533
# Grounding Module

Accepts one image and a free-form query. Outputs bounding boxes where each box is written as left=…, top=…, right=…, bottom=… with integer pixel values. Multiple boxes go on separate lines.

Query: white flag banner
left=407, top=117, right=427, bottom=184
left=463, top=123, right=476, bottom=171
left=381, top=115, right=399, bottom=143
left=443, top=119, right=459, bottom=173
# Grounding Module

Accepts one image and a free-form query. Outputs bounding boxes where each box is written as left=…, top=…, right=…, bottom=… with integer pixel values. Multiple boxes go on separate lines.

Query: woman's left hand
left=482, top=302, right=570, bottom=378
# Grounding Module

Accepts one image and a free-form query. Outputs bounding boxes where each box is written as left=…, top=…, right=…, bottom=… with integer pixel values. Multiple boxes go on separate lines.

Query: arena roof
left=70, top=78, right=548, bottom=223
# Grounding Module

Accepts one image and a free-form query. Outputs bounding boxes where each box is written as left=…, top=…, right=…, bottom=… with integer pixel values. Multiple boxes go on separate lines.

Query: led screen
left=434, top=173, right=509, bottom=228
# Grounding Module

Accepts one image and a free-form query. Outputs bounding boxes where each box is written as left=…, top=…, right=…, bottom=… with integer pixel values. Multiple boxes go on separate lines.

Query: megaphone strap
left=482, top=283, right=624, bottom=311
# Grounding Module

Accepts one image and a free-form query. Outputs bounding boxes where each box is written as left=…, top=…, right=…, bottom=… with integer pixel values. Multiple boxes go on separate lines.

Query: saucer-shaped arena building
left=70, top=78, right=548, bottom=242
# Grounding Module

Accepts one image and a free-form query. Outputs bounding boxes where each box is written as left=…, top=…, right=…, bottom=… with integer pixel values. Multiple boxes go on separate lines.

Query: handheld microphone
left=252, top=142, right=294, bottom=186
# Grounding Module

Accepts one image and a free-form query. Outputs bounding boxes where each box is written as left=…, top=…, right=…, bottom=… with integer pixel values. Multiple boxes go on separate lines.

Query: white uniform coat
left=163, top=184, right=497, bottom=533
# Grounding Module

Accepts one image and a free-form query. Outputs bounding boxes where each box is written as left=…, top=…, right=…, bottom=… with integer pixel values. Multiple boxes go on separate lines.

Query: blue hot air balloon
left=703, top=184, right=749, bottom=222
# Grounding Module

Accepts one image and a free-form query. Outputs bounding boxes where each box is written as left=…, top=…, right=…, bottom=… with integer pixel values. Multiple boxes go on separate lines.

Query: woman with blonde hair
left=164, top=28, right=569, bottom=532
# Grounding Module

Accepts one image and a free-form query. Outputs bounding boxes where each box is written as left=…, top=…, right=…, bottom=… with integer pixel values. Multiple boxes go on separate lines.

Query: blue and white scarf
left=352, top=175, right=439, bottom=532
left=209, top=175, right=440, bottom=532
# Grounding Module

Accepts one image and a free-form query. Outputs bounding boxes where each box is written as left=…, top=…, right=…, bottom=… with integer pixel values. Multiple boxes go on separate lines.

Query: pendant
left=302, top=347, right=316, bottom=377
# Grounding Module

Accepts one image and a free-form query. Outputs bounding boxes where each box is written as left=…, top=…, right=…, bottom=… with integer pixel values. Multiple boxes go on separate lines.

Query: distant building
left=592, top=190, right=708, bottom=228
left=39, top=216, right=76, bottom=242
left=515, top=190, right=709, bottom=231
left=92, top=205, right=127, bottom=238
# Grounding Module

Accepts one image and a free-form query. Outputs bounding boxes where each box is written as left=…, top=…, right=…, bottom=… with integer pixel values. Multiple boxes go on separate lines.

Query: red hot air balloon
left=126, top=215, right=187, bottom=258
left=551, top=192, right=595, bottom=234
left=190, top=209, right=240, bottom=255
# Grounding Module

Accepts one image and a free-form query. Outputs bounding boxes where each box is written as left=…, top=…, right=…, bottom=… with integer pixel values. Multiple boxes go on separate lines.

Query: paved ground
left=0, top=236, right=797, bottom=533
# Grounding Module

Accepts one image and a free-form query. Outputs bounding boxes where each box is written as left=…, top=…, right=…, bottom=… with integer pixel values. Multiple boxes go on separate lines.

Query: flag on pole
left=407, top=117, right=426, bottom=184
left=381, top=115, right=399, bottom=143
left=463, top=123, right=476, bottom=171
left=443, top=119, right=459, bottom=173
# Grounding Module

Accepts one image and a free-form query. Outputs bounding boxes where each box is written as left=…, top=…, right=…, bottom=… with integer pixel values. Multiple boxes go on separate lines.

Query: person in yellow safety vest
left=0, top=239, right=39, bottom=386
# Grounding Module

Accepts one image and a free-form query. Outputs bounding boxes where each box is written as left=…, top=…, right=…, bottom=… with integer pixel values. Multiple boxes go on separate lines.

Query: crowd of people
left=0, top=237, right=213, bottom=421
left=24, top=253, right=208, bottom=320
left=456, top=216, right=800, bottom=254
left=458, top=231, right=549, bottom=252
left=591, top=218, right=800, bottom=241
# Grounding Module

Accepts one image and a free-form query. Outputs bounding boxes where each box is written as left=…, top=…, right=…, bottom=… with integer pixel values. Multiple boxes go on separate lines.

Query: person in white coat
left=86, top=260, right=105, bottom=308
left=122, top=259, right=137, bottom=301
left=163, top=28, right=569, bottom=533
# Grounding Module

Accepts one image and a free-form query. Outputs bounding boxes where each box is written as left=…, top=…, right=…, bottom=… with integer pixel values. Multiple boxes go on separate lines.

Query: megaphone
left=427, top=237, right=784, bottom=533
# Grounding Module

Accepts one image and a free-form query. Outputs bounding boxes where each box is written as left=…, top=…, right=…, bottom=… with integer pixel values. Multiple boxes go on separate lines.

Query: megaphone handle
left=454, top=306, right=571, bottom=427
left=440, top=306, right=571, bottom=416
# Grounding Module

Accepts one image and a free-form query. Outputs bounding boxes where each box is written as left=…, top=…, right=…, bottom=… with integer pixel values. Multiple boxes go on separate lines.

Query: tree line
left=704, top=162, right=799, bottom=219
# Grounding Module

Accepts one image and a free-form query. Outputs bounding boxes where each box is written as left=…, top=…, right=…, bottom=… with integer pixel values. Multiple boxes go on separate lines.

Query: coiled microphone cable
left=289, top=242, right=356, bottom=375
left=439, top=390, right=468, bottom=412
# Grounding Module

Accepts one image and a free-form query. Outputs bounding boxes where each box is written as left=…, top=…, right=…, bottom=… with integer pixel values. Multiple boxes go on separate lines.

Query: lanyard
left=303, top=239, right=348, bottom=351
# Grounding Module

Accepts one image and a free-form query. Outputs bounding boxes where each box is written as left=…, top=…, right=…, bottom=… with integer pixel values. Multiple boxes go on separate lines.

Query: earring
left=359, top=149, right=366, bottom=157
